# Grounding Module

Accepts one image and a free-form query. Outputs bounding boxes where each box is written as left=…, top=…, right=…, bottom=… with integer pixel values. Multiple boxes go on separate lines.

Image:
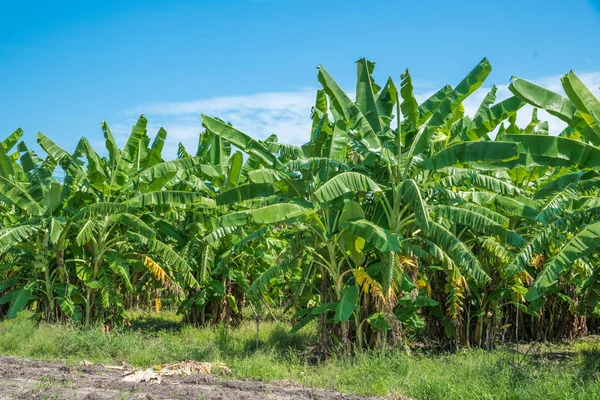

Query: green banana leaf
left=526, top=220, right=600, bottom=301
left=202, top=115, right=282, bottom=169
left=500, top=135, right=600, bottom=169
left=419, top=142, right=519, bottom=170
left=334, top=285, right=359, bottom=323
left=315, top=172, right=381, bottom=203
left=340, top=219, right=401, bottom=252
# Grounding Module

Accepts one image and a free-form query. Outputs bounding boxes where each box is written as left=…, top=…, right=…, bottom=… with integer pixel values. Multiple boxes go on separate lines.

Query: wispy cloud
left=112, top=72, right=600, bottom=160
left=114, top=89, right=316, bottom=159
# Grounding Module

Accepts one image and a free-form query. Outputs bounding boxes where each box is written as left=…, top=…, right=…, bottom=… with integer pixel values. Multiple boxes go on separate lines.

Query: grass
left=1, top=311, right=600, bottom=399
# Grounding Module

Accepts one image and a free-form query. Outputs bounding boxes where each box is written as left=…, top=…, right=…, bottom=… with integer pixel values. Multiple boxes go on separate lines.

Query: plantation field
left=3, top=58, right=600, bottom=398
left=1, top=311, right=600, bottom=399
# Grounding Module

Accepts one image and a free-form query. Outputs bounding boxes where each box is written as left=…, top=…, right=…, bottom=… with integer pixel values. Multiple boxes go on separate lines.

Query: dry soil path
left=0, top=355, right=387, bottom=400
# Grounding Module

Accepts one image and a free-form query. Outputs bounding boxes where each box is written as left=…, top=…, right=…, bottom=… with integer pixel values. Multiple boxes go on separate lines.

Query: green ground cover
left=1, top=311, right=600, bottom=399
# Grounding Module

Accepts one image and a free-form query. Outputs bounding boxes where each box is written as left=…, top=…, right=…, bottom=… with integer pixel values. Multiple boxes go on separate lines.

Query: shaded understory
left=1, top=311, right=600, bottom=399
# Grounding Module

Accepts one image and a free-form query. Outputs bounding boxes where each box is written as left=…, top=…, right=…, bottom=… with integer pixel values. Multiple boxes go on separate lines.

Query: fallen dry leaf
left=113, top=360, right=230, bottom=384
left=157, top=360, right=231, bottom=376
left=122, top=368, right=162, bottom=384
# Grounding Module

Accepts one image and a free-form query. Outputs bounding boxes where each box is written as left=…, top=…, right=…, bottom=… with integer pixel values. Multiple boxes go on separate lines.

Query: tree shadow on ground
left=213, top=323, right=318, bottom=361
left=577, top=348, right=600, bottom=383
left=127, top=314, right=184, bottom=333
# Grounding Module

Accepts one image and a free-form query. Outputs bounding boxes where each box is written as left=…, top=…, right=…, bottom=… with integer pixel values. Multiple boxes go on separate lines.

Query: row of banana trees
left=2, top=58, right=600, bottom=351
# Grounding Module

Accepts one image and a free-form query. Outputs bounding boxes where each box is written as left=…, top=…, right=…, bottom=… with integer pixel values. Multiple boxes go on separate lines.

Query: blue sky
left=1, top=0, right=600, bottom=158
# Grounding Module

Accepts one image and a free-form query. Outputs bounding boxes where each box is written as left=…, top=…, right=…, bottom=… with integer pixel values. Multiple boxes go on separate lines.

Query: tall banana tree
left=0, top=133, right=71, bottom=322
left=492, top=72, right=600, bottom=340
left=2, top=119, right=204, bottom=325
left=201, top=58, right=537, bottom=350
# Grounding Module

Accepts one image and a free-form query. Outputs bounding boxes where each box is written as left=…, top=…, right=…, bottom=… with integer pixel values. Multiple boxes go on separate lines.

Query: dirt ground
left=0, top=356, right=385, bottom=400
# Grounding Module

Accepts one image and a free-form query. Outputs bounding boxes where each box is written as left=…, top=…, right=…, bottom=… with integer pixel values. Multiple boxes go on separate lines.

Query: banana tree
left=200, top=58, right=532, bottom=350
left=31, top=119, right=204, bottom=325
left=306, top=58, right=532, bottom=348
left=0, top=133, right=71, bottom=322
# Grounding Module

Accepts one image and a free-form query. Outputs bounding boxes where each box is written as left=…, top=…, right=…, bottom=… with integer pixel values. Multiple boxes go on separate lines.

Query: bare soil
left=0, top=356, right=384, bottom=400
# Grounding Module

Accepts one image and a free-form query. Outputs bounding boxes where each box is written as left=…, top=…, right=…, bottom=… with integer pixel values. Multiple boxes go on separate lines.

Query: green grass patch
left=2, top=311, right=600, bottom=399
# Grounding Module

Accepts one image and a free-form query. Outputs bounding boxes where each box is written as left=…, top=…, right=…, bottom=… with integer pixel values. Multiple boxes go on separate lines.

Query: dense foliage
left=2, top=58, right=600, bottom=352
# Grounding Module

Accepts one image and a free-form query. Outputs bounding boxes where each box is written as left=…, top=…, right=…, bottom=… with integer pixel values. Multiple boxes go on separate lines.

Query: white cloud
left=114, top=90, right=316, bottom=159
left=113, top=72, right=600, bottom=160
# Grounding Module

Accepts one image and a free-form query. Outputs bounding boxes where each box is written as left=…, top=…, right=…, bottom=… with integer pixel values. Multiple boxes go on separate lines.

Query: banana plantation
left=2, top=58, right=600, bottom=352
